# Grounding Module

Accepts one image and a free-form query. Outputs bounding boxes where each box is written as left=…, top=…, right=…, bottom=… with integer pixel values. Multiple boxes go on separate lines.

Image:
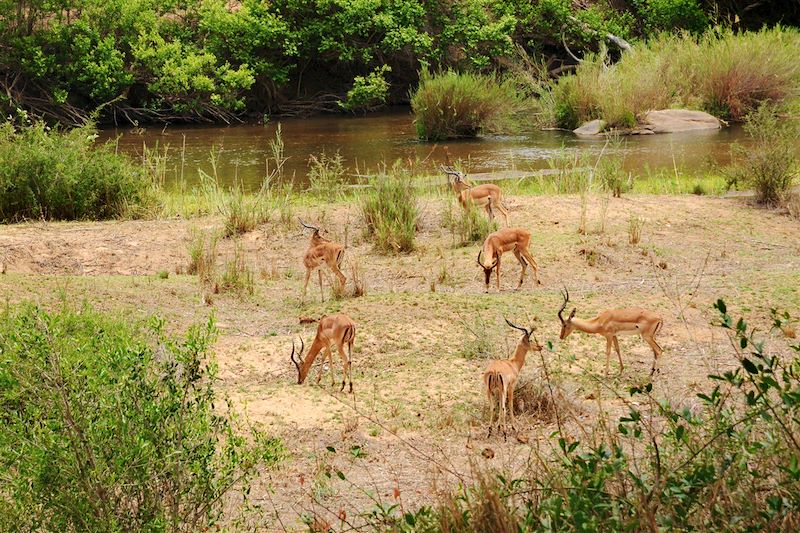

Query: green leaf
left=742, top=358, right=758, bottom=374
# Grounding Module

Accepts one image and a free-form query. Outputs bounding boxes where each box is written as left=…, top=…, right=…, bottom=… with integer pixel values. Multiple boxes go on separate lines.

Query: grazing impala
left=558, top=288, right=664, bottom=376
left=290, top=313, right=356, bottom=393
left=483, top=319, right=543, bottom=439
left=299, top=218, right=346, bottom=301
left=441, top=165, right=510, bottom=227
left=477, top=228, right=541, bottom=292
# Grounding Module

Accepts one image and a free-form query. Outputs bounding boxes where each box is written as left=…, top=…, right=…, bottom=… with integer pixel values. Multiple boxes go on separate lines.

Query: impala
left=441, top=165, right=510, bottom=227
left=299, top=218, right=346, bottom=301
left=558, top=288, right=664, bottom=376
left=483, top=319, right=543, bottom=439
left=290, top=313, right=356, bottom=393
left=477, top=228, right=541, bottom=292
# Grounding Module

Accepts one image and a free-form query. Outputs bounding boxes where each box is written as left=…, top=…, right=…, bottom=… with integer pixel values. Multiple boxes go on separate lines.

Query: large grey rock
left=573, top=119, right=606, bottom=136
left=572, top=109, right=721, bottom=136
left=637, top=109, right=721, bottom=134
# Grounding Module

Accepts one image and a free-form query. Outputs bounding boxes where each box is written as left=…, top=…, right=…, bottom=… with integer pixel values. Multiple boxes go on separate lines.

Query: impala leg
left=318, top=269, right=325, bottom=301
left=612, top=336, right=623, bottom=374
left=508, top=385, right=516, bottom=433
left=302, top=269, right=312, bottom=299
left=644, top=335, right=663, bottom=376
left=513, top=250, right=526, bottom=290
left=336, top=341, right=350, bottom=392
left=327, top=344, right=337, bottom=386
left=486, top=385, right=495, bottom=437
left=496, top=202, right=510, bottom=227
left=330, top=263, right=346, bottom=292
left=495, top=258, right=501, bottom=291
left=604, top=337, right=613, bottom=375
left=500, top=383, right=508, bottom=441
left=521, top=248, right=541, bottom=285
left=347, top=339, right=354, bottom=393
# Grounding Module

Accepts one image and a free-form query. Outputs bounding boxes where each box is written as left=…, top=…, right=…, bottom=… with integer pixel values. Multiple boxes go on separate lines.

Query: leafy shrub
left=0, top=122, right=154, bottom=221
left=411, top=69, right=531, bottom=141
left=632, top=0, right=708, bottom=33
left=725, top=102, right=798, bottom=206
left=340, top=65, right=392, bottom=112
left=359, top=166, right=419, bottom=253
left=391, top=301, right=800, bottom=531
left=0, top=304, right=282, bottom=531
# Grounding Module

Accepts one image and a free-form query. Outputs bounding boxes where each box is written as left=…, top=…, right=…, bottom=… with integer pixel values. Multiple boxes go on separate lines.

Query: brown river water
left=99, top=109, right=746, bottom=191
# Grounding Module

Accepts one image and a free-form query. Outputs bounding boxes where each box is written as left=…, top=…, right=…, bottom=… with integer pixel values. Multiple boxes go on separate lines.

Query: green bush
left=340, top=65, right=392, bottom=112
left=411, top=69, right=531, bottom=141
left=0, top=304, right=282, bottom=531
left=360, top=166, right=419, bottom=253
left=0, top=121, right=154, bottom=221
left=725, top=102, right=799, bottom=206
left=632, top=0, right=708, bottom=33
left=389, top=301, right=800, bottom=531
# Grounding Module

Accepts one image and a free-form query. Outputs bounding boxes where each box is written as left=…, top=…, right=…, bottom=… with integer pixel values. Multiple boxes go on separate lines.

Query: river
left=99, top=108, right=746, bottom=191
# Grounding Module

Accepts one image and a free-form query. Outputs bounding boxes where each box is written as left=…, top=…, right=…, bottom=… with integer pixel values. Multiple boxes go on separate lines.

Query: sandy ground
left=1, top=193, right=798, bottom=530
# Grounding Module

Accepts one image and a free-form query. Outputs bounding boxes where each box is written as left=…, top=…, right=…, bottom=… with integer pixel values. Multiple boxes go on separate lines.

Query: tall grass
left=443, top=199, right=498, bottom=247
left=548, top=27, right=800, bottom=128
left=0, top=121, right=155, bottom=221
left=411, top=69, right=531, bottom=141
left=359, top=166, right=419, bottom=253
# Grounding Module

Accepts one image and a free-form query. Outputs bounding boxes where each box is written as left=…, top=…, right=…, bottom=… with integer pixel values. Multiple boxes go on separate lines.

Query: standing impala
left=290, top=313, right=356, bottom=393
left=483, top=319, right=543, bottom=439
left=441, top=165, right=510, bottom=227
left=299, top=218, right=346, bottom=301
left=557, top=288, right=664, bottom=376
left=477, top=228, right=541, bottom=292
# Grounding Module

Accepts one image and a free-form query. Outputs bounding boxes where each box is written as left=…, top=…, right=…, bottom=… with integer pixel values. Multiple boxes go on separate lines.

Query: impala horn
left=558, top=287, right=575, bottom=325
left=505, top=318, right=531, bottom=337
left=290, top=337, right=305, bottom=374
left=298, top=217, right=320, bottom=233
left=477, top=250, right=499, bottom=270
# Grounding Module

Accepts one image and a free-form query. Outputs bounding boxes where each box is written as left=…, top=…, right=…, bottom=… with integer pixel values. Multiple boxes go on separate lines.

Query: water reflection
left=99, top=108, right=745, bottom=191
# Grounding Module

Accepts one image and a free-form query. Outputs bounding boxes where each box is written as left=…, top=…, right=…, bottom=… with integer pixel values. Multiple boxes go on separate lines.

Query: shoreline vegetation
left=2, top=100, right=797, bottom=226
left=1, top=1, right=799, bottom=126
left=411, top=28, right=800, bottom=140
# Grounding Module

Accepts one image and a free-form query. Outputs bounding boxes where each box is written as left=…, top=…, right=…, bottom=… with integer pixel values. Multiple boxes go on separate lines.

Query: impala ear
left=569, top=308, right=577, bottom=320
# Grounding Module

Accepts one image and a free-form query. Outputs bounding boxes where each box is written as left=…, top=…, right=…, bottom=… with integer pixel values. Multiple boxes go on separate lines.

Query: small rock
left=481, top=447, right=495, bottom=459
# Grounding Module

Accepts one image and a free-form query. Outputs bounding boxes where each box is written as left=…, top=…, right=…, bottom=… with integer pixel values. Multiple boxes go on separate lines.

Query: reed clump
left=359, top=166, right=419, bottom=253
left=411, top=69, right=531, bottom=141
left=0, top=121, right=154, bottom=221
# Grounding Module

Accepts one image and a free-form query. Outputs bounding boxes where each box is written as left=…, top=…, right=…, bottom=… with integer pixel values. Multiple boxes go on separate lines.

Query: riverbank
left=1, top=191, right=798, bottom=528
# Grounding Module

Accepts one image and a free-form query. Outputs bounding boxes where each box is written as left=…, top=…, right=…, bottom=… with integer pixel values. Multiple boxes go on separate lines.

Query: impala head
left=505, top=318, right=543, bottom=352
left=290, top=337, right=306, bottom=384
left=557, top=287, right=578, bottom=339
left=477, top=249, right=499, bottom=290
